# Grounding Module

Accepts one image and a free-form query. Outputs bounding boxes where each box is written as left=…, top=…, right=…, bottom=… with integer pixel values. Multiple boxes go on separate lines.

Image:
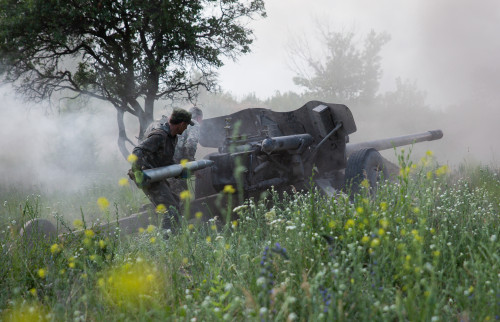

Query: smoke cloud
left=219, top=0, right=500, bottom=165
left=1, top=0, right=499, bottom=198
left=0, top=86, right=126, bottom=193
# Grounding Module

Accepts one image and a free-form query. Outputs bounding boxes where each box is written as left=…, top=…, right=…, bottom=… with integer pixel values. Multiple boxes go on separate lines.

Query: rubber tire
left=19, top=218, right=58, bottom=248
left=345, top=148, right=388, bottom=195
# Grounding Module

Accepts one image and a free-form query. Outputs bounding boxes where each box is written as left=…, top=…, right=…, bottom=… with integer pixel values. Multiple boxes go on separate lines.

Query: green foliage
left=1, top=157, right=499, bottom=320
left=0, top=0, right=266, bottom=156
left=291, top=29, right=390, bottom=105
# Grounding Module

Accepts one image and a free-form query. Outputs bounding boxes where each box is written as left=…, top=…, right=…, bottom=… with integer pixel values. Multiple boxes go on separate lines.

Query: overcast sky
left=218, top=0, right=500, bottom=107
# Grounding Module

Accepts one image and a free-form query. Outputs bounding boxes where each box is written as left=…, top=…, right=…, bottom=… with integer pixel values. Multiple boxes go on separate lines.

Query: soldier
left=129, top=108, right=194, bottom=230
left=174, top=106, right=203, bottom=163
left=169, top=106, right=204, bottom=195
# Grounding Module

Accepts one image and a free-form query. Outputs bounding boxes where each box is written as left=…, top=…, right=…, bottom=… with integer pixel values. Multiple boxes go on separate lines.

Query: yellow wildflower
left=118, top=178, right=129, bottom=187
left=146, top=225, right=155, bottom=233
left=380, top=202, right=388, bottom=211
left=84, top=229, right=95, bottom=238
left=29, top=288, right=37, bottom=296
left=180, top=159, right=189, bottom=167
left=232, top=220, right=238, bottom=228
left=1, top=302, right=49, bottom=322
left=99, top=240, right=106, bottom=249
left=97, top=197, right=110, bottom=211
left=356, top=207, right=364, bottom=214
left=138, top=227, right=145, bottom=233
left=127, top=154, right=138, bottom=163
left=433, top=250, right=440, bottom=257
left=378, top=228, right=385, bottom=236
left=73, top=219, right=84, bottom=229
left=211, top=225, right=217, bottom=231
left=360, top=179, right=370, bottom=189
left=225, top=243, right=230, bottom=250
left=180, top=190, right=191, bottom=200
left=37, top=268, right=47, bottom=279
left=379, top=218, right=389, bottom=229
left=155, top=204, right=167, bottom=214
left=68, top=257, right=76, bottom=269
left=370, top=238, right=380, bottom=248
left=361, top=236, right=370, bottom=244
left=149, top=237, right=156, bottom=244
left=328, top=220, right=337, bottom=228
left=50, top=243, right=62, bottom=254
left=188, top=224, right=194, bottom=230
left=195, top=211, right=203, bottom=219
left=399, top=166, right=410, bottom=178
left=206, top=236, right=212, bottom=243
left=344, top=219, right=355, bottom=230
left=83, top=237, right=92, bottom=247
left=182, top=257, right=189, bottom=265
left=98, top=261, right=163, bottom=308
left=223, top=185, right=236, bottom=194
left=435, top=165, right=449, bottom=177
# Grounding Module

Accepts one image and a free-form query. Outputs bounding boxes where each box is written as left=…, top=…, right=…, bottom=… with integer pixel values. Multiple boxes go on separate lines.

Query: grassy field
left=0, top=151, right=499, bottom=321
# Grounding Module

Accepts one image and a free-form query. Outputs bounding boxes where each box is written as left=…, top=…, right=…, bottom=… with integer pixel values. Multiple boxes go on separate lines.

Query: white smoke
left=0, top=85, right=127, bottom=193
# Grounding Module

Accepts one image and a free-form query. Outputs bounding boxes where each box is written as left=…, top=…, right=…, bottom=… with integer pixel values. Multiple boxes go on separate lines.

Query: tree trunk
left=116, top=107, right=135, bottom=160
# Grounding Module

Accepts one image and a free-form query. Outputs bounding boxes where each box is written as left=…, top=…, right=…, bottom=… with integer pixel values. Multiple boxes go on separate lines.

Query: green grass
left=0, top=154, right=499, bottom=321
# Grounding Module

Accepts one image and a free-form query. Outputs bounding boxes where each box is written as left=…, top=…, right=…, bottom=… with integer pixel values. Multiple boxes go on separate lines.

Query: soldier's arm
left=132, top=134, right=163, bottom=169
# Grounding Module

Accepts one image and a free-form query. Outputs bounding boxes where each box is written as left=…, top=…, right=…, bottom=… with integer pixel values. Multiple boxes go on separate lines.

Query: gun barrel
left=346, top=130, right=443, bottom=157
left=261, top=134, right=314, bottom=154
left=143, top=160, right=215, bottom=184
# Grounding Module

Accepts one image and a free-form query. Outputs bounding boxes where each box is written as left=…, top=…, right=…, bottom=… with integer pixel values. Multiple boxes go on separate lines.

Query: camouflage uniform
left=131, top=123, right=181, bottom=230
left=173, top=120, right=201, bottom=163
left=169, top=120, right=201, bottom=195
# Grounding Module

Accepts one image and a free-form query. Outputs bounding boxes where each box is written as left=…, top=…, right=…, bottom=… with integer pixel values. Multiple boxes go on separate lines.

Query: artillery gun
left=191, top=101, right=442, bottom=212
left=19, top=101, right=443, bottom=241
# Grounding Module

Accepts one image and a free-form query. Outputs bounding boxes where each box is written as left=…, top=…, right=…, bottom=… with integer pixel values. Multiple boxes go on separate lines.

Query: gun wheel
left=19, top=218, right=58, bottom=248
left=345, top=148, right=388, bottom=196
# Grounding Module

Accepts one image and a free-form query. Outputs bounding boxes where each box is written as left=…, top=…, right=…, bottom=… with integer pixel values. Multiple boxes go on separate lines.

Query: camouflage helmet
left=170, top=108, right=194, bottom=126
left=189, top=106, right=203, bottom=119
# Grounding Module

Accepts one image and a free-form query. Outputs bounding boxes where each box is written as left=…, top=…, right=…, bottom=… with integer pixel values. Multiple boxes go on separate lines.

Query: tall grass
left=0, top=153, right=499, bottom=321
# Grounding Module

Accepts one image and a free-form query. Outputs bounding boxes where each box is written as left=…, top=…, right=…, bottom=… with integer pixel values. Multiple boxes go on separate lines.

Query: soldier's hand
left=127, top=169, right=136, bottom=181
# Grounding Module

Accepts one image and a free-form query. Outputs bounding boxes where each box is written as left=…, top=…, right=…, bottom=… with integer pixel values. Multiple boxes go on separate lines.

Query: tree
left=0, top=0, right=266, bottom=158
left=289, top=27, right=389, bottom=105
left=380, top=77, right=428, bottom=111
